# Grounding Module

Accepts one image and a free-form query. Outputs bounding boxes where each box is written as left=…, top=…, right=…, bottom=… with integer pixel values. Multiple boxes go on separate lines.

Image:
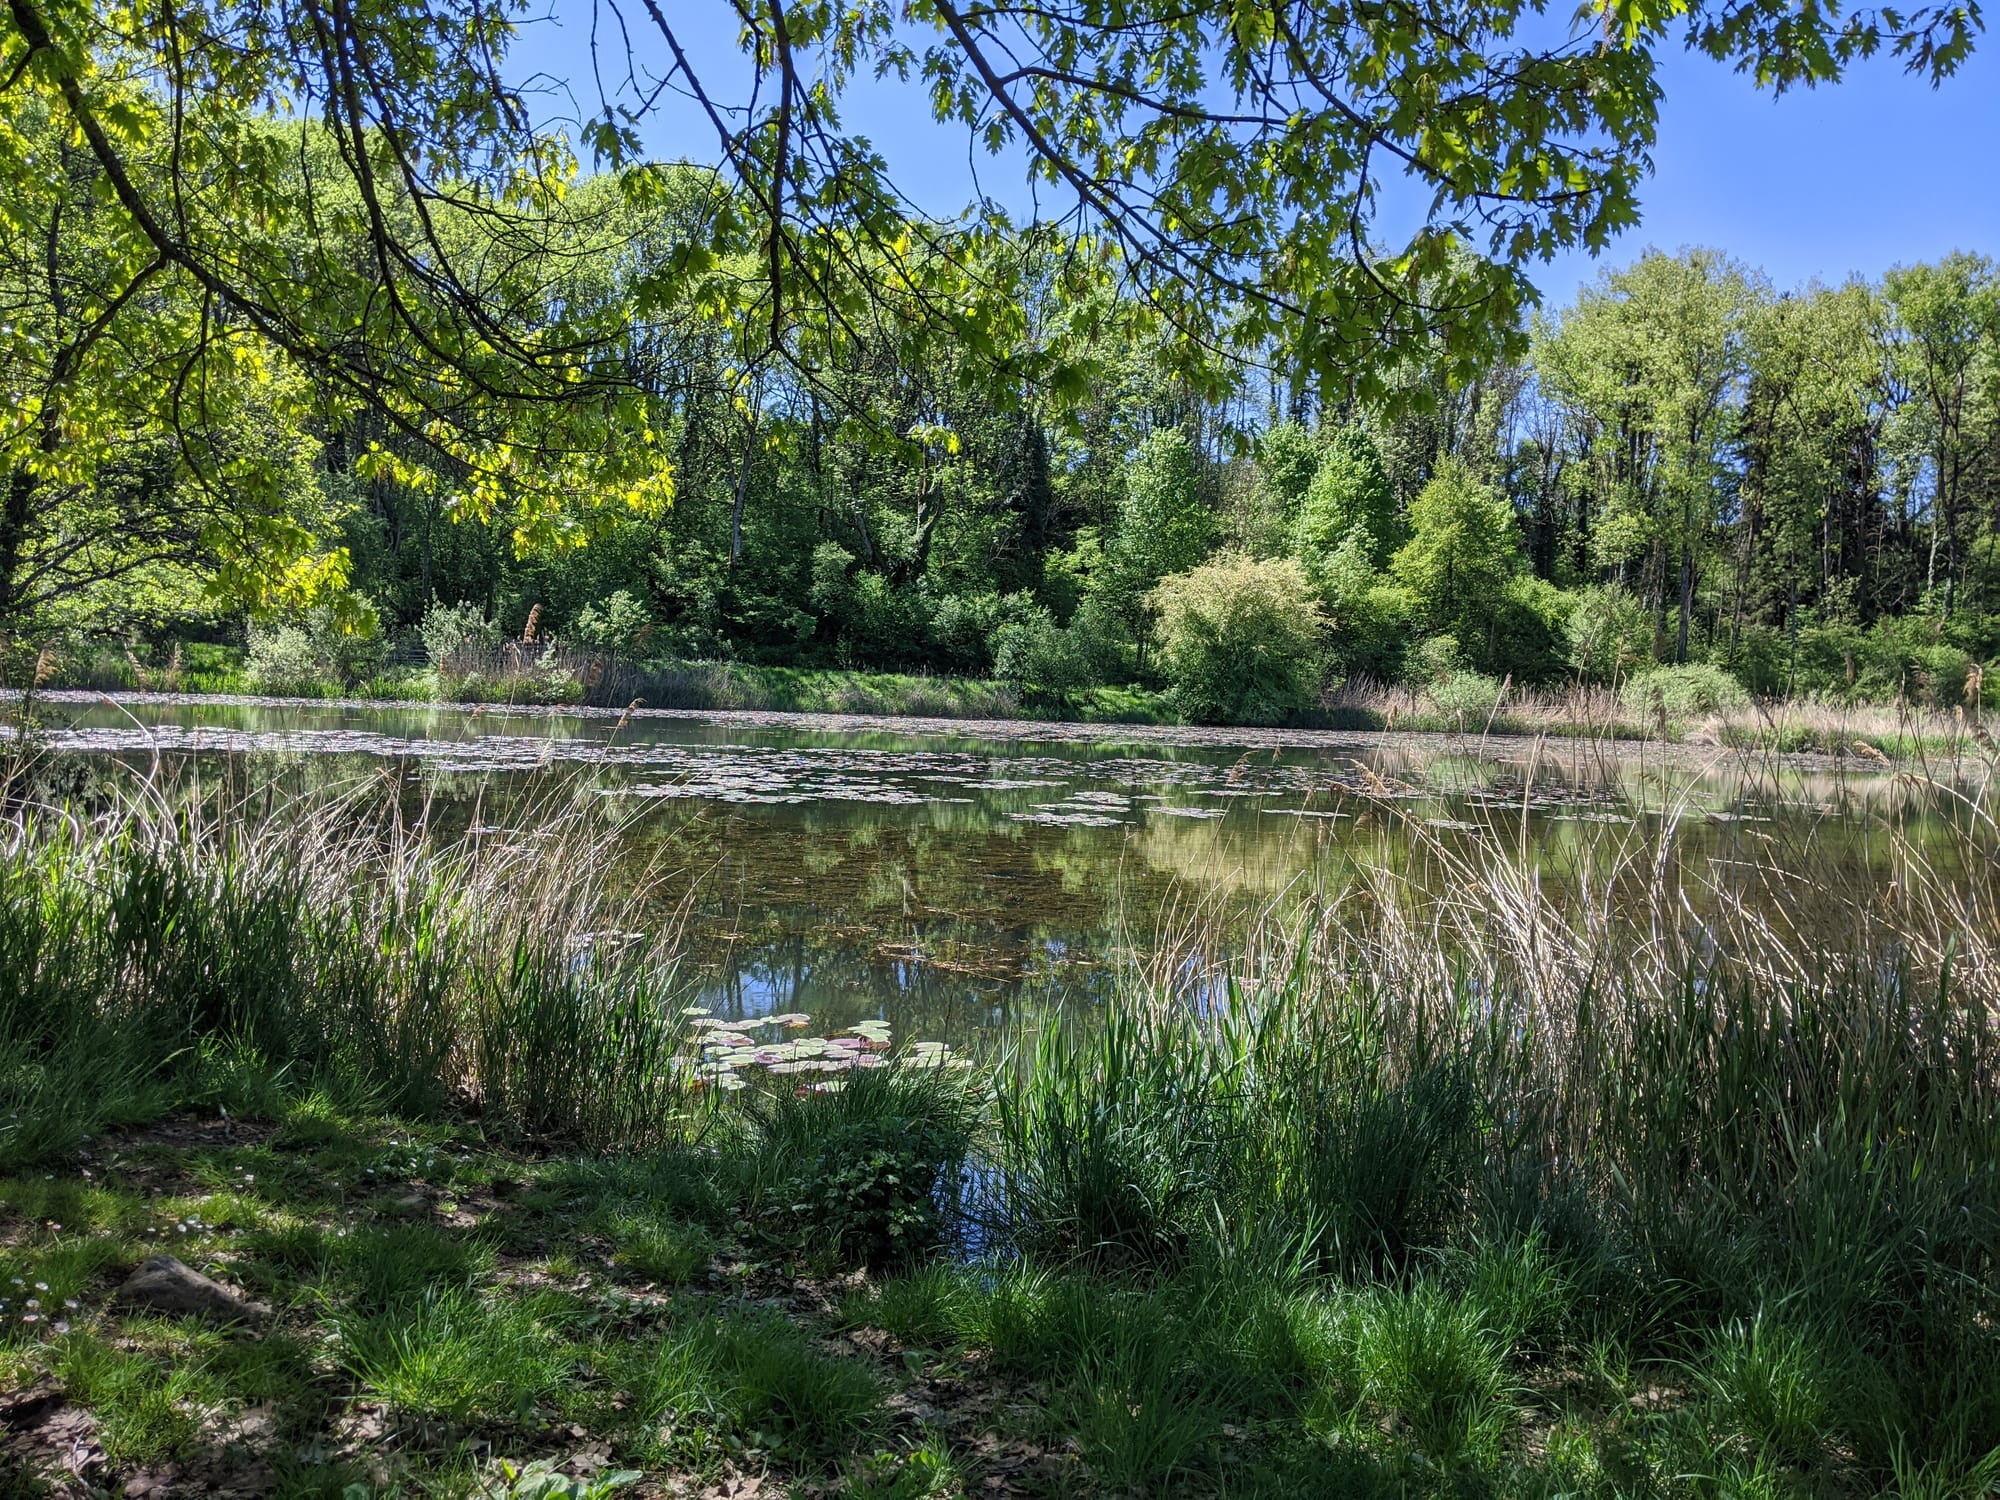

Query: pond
left=8, top=692, right=1976, bottom=1046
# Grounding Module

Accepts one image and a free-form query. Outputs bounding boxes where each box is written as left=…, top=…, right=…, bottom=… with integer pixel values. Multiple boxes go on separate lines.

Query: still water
left=12, top=693, right=1968, bottom=1042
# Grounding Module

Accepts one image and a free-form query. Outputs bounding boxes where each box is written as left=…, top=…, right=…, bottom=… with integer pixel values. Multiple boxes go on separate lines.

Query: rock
left=115, top=1256, right=268, bottom=1323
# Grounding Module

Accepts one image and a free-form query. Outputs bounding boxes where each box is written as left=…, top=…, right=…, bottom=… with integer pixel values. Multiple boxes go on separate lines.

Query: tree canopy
left=6, top=0, right=1984, bottom=423
left=2, top=0, right=1995, bottom=721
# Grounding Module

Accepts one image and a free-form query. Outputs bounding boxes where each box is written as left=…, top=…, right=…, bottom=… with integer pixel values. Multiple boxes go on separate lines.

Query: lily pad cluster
left=684, top=1011, right=951, bottom=1091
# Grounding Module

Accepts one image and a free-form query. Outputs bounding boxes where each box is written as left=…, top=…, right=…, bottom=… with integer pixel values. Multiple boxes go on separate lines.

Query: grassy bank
left=1322, top=674, right=2000, bottom=759
left=19, top=633, right=1992, bottom=757
left=2, top=778, right=1999, bottom=1496
left=18, top=639, right=1177, bottom=725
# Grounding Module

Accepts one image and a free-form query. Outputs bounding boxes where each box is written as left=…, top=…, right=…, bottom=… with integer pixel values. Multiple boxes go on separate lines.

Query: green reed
left=982, top=756, right=2000, bottom=1491
left=0, top=787, right=701, bottom=1163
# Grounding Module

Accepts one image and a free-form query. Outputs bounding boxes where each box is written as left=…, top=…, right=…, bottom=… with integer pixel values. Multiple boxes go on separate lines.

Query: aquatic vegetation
left=686, top=1013, right=951, bottom=1090
left=1, top=726, right=1997, bottom=1493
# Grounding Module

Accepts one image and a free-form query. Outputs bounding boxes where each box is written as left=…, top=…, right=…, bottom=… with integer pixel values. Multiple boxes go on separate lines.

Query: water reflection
left=12, top=695, right=1982, bottom=1044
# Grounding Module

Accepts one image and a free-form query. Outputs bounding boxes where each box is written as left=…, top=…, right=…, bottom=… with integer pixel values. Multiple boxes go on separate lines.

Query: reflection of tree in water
left=643, top=807, right=1152, bottom=1033
left=687, top=927, right=1106, bottom=1052
left=30, top=704, right=1989, bottom=1046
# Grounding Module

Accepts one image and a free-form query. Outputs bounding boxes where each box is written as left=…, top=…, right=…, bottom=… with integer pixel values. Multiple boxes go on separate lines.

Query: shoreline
left=4, top=686, right=1963, bottom=773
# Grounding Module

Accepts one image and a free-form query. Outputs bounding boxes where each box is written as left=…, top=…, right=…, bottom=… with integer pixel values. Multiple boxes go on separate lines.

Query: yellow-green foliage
left=1148, top=552, right=1325, bottom=724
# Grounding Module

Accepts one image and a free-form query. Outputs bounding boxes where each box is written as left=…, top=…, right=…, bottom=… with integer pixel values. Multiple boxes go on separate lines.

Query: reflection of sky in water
left=18, top=695, right=1970, bottom=1044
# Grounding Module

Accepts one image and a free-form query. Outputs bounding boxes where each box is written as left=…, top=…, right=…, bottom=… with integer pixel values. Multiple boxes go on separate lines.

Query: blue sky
left=1536, top=43, right=2000, bottom=303
left=516, top=5, right=2000, bottom=309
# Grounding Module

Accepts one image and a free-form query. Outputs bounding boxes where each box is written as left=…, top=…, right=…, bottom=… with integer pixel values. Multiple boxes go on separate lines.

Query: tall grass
left=1326, top=671, right=2000, bottom=756
left=988, top=755, right=2000, bottom=1487
left=0, top=783, right=697, bottom=1163
left=4, top=750, right=1998, bottom=1488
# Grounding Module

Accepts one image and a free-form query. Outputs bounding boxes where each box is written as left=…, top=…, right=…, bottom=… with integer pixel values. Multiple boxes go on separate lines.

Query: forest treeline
left=7, top=110, right=2000, bottom=722
left=225, top=242, right=2000, bottom=721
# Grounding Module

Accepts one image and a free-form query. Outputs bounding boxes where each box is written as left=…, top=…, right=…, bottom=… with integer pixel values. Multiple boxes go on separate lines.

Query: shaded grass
left=0, top=1078, right=1992, bottom=1497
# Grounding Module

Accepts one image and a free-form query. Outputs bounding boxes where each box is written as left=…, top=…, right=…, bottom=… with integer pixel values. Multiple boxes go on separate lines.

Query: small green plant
left=841, top=1263, right=975, bottom=1348
left=335, top=1223, right=496, bottom=1312
left=1353, top=1280, right=1515, bottom=1467
left=1699, top=1314, right=1829, bottom=1462
left=53, top=1333, right=213, bottom=1467
left=785, top=1115, right=952, bottom=1269
left=753, top=1068, right=976, bottom=1269
left=336, top=1288, right=577, bottom=1423
left=610, top=1217, right=714, bottom=1286
left=1069, top=1353, right=1223, bottom=1494
left=710, top=1307, right=884, bottom=1459
left=477, top=1458, right=641, bottom=1499
left=838, top=1438, right=962, bottom=1498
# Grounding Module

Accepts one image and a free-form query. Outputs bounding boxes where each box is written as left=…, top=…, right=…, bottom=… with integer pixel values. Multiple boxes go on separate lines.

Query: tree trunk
left=1678, top=547, right=1693, bottom=664
left=0, top=466, right=36, bottom=626
left=729, top=391, right=762, bottom=568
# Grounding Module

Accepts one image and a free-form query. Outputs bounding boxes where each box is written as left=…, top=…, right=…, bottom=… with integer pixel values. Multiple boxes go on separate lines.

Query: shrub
left=243, top=622, right=324, bottom=696
left=754, top=1068, right=979, bottom=1270
left=1147, top=552, right=1324, bottom=724
left=1623, top=662, right=1749, bottom=720
left=1406, top=633, right=1465, bottom=685
left=1327, top=579, right=1415, bottom=681
left=992, top=600, right=1103, bottom=711
left=784, top=1113, right=957, bottom=1269
left=418, top=599, right=500, bottom=668
left=571, top=590, right=654, bottom=657
left=808, top=542, right=856, bottom=618
left=1478, top=574, right=1571, bottom=682
left=1786, top=617, right=1986, bottom=706
left=1565, top=583, right=1652, bottom=683
left=810, top=547, right=933, bottom=669
left=245, top=603, right=385, bottom=695
left=930, top=591, right=1004, bottom=673
left=1722, top=623, right=1792, bottom=697
left=1427, top=669, right=1506, bottom=725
